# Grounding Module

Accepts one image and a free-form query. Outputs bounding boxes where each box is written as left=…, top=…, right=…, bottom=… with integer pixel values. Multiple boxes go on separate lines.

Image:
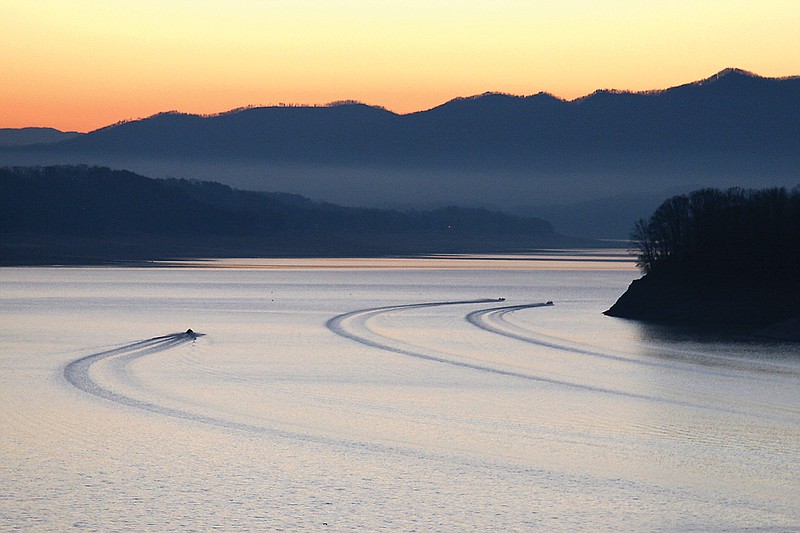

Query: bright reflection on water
left=1, top=253, right=798, bottom=531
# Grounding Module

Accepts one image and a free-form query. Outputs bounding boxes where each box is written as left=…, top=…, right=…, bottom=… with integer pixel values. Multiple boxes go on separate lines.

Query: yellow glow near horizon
left=2, top=0, right=799, bottom=131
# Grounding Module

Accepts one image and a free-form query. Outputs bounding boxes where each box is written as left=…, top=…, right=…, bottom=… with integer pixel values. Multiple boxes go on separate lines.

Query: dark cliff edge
left=603, top=187, right=800, bottom=341
left=604, top=273, right=800, bottom=341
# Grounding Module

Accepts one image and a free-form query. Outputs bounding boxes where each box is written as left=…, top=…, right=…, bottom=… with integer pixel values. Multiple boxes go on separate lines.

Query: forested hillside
left=1, top=165, right=568, bottom=264
left=631, top=187, right=800, bottom=282
left=606, top=187, right=800, bottom=330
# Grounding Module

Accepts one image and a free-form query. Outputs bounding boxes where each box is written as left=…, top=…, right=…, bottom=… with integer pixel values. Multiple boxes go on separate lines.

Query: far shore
left=0, top=249, right=637, bottom=271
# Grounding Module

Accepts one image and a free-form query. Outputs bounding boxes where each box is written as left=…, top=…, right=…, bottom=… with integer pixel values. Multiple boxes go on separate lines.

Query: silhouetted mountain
left=0, top=165, right=572, bottom=264
left=2, top=69, right=798, bottom=235
left=49, top=104, right=403, bottom=164
left=39, top=68, right=798, bottom=163
left=0, top=127, right=81, bottom=147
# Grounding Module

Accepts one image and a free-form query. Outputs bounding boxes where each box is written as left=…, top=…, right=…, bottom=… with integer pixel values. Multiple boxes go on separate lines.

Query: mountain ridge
left=0, top=127, right=82, bottom=147
left=35, top=67, right=797, bottom=157
left=2, top=68, right=797, bottom=234
left=7, top=68, right=794, bottom=134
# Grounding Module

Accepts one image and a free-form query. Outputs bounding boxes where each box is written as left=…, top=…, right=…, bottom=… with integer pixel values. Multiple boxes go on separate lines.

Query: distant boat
left=546, top=301, right=554, bottom=305
left=497, top=297, right=506, bottom=301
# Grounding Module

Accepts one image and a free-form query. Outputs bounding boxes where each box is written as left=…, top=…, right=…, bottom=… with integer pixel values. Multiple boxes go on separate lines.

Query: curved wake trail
left=65, top=333, right=198, bottom=410
left=329, top=301, right=666, bottom=401
left=327, top=300, right=761, bottom=416
left=466, top=305, right=797, bottom=380
left=467, top=304, right=672, bottom=369
left=63, top=332, right=477, bottom=458
left=62, top=328, right=553, bottom=465
left=63, top=332, right=312, bottom=441
left=326, top=298, right=501, bottom=348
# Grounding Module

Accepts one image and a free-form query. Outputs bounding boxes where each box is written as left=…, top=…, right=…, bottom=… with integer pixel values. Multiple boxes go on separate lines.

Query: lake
left=2, top=253, right=798, bottom=531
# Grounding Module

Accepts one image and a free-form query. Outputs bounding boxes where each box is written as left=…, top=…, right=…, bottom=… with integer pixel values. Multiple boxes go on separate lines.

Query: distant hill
left=0, top=165, right=573, bottom=264
left=2, top=68, right=798, bottom=239
left=0, top=127, right=81, bottom=147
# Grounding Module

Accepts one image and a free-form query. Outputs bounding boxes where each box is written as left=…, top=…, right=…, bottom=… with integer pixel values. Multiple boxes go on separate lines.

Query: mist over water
left=2, top=256, right=798, bottom=530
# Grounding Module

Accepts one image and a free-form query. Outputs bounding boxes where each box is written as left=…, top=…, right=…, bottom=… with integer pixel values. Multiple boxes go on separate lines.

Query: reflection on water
left=632, top=319, right=800, bottom=370
left=1, top=254, right=798, bottom=531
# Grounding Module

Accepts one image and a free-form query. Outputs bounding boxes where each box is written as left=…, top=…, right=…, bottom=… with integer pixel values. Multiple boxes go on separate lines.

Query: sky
left=2, top=0, right=799, bottom=132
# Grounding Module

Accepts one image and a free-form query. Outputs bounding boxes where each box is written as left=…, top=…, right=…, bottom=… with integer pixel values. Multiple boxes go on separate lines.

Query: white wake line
left=467, top=305, right=798, bottom=380
left=62, top=331, right=502, bottom=462
left=64, top=333, right=192, bottom=404
left=326, top=299, right=758, bottom=416
left=467, top=305, right=712, bottom=372
left=62, top=330, right=617, bottom=477
left=63, top=332, right=322, bottom=442
left=468, top=304, right=644, bottom=363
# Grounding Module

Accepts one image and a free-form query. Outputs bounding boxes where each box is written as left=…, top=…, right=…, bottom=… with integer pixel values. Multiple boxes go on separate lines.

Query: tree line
left=1, top=165, right=565, bottom=263
left=631, top=187, right=800, bottom=287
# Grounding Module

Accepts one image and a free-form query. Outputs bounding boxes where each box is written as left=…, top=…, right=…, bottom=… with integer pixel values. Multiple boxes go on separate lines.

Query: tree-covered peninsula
left=605, top=187, right=800, bottom=337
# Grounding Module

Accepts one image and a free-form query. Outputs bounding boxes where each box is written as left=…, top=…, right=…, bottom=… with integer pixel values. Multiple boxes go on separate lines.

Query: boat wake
left=60, top=325, right=576, bottom=465
left=63, top=330, right=503, bottom=457
left=63, top=331, right=354, bottom=443
left=466, top=305, right=799, bottom=379
left=326, top=299, right=706, bottom=406
left=466, top=304, right=679, bottom=370
left=64, top=332, right=196, bottom=405
left=326, top=299, right=778, bottom=419
left=63, top=302, right=766, bottom=435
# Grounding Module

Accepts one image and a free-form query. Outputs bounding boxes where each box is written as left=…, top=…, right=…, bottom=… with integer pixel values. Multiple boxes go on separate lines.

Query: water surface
left=2, top=254, right=798, bottom=530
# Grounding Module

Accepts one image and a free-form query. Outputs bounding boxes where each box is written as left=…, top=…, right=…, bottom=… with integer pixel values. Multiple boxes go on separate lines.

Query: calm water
left=2, top=254, right=799, bottom=531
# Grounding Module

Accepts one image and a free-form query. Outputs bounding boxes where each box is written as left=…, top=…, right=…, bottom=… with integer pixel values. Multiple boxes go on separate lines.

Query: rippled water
left=2, top=255, right=799, bottom=531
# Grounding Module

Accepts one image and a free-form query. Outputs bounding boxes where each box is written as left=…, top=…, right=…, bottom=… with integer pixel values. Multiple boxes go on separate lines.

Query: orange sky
left=2, top=0, right=799, bottom=132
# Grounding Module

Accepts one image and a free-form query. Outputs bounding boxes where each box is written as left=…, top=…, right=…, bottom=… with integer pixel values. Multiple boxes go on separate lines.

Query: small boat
left=497, top=297, right=506, bottom=301
left=546, top=301, right=554, bottom=305
left=184, top=329, right=204, bottom=339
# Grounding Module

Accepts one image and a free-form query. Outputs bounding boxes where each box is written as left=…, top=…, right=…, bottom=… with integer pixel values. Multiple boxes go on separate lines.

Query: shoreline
left=605, top=275, right=800, bottom=342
